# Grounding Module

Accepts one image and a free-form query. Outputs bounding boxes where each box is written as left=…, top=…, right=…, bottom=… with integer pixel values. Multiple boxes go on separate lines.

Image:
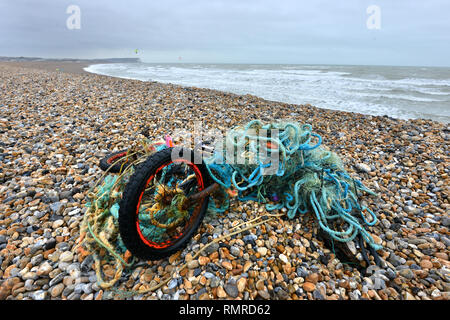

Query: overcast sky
left=1, top=0, right=449, bottom=66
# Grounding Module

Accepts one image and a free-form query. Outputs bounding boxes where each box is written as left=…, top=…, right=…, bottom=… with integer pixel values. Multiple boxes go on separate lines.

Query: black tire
left=118, top=147, right=211, bottom=260
left=99, top=150, right=131, bottom=173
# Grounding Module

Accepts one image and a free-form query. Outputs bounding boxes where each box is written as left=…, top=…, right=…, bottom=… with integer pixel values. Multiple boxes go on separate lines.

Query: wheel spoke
left=137, top=160, right=204, bottom=246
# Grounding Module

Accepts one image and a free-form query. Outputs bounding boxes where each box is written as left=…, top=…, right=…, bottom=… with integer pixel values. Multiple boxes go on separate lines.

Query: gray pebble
left=398, top=268, right=415, bottom=280
left=31, top=254, right=43, bottom=266
left=204, top=242, right=219, bottom=255
left=373, top=277, right=386, bottom=290
left=31, top=290, right=47, bottom=300
left=49, top=202, right=63, bottom=214
left=224, top=283, right=239, bottom=298
left=168, top=278, right=178, bottom=290
left=386, top=268, right=396, bottom=280
left=74, top=283, right=84, bottom=294
left=49, top=272, right=65, bottom=287
left=296, top=267, right=309, bottom=278
left=82, top=283, right=92, bottom=294
left=312, top=289, right=324, bottom=300
left=63, top=285, right=74, bottom=297
left=210, top=277, right=220, bottom=288
left=441, top=216, right=450, bottom=227
left=230, top=246, right=240, bottom=257
left=67, top=292, right=81, bottom=300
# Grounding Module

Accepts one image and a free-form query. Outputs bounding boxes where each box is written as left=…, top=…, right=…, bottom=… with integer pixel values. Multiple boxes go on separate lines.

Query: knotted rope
left=74, top=120, right=381, bottom=298
left=203, top=120, right=381, bottom=251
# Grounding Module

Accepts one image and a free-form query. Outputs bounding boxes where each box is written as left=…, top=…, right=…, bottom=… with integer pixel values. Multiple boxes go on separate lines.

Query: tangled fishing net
left=73, top=141, right=167, bottom=290
left=204, top=120, right=381, bottom=250
left=73, top=119, right=381, bottom=294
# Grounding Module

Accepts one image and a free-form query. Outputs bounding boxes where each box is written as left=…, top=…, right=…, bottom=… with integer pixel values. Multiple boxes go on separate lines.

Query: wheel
left=99, top=150, right=131, bottom=173
left=118, top=147, right=211, bottom=260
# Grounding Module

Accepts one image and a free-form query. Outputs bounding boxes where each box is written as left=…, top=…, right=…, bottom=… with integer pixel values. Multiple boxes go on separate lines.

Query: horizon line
left=2, top=55, right=450, bottom=68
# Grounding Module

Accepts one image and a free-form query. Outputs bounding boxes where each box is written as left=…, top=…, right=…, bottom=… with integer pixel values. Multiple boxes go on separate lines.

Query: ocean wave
left=84, top=63, right=450, bottom=123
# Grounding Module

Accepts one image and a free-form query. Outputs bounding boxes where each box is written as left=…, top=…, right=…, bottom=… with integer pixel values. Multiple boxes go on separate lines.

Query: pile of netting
left=203, top=120, right=382, bottom=251
left=72, top=136, right=283, bottom=295
left=73, top=119, right=382, bottom=295
left=73, top=140, right=169, bottom=290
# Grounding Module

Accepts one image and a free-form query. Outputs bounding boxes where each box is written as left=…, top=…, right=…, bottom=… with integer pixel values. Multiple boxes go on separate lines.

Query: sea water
left=85, top=63, right=450, bottom=123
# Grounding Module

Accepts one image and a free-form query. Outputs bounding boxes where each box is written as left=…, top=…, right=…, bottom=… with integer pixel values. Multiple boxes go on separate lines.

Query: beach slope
left=0, top=61, right=448, bottom=300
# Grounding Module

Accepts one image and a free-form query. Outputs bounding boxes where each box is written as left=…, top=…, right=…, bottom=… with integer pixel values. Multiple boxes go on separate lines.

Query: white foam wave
left=84, top=63, right=450, bottom=123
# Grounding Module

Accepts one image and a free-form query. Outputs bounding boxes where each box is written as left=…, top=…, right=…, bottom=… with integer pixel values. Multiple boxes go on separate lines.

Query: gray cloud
left=1, top=0, right=449, bottom=66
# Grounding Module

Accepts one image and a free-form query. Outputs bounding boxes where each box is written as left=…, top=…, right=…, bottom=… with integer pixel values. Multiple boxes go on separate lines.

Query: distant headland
left=0, top=56, right=141, bottom=63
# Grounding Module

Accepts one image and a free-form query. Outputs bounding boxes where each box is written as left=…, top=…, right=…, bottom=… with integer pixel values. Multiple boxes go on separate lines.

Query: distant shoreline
left=0, top=57, right=140, bottom=75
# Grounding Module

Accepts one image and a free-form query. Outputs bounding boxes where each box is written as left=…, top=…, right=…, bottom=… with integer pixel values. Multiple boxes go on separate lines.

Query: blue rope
left=203, top=121, right=382, bottom=251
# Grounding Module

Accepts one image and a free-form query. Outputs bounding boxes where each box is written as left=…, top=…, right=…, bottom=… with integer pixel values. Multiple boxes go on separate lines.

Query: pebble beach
left=0, top=62, right=448, bottom=300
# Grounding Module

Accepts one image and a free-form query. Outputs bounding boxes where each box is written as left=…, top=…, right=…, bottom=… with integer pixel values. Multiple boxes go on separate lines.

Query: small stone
left=187, top=260, right=199, bottom=269
left=279, top=254, right=289, bottom=264
left=404, top=292, right=416, bottom=300
left=346, top=241, right=357, bottom=255
left=37, top=262, right=53, bottom=276
left=168, top=279, right=178, bottom=290
left=373, top=278, right=386, bottom=290
left=52, top=219, right=64, bottom=229
left=256, top=279, right=265, bottom=291
left=168, top=251, right=181, bottom=264
left=257, top=247, right=268, bottom=256
left=243, top=261, right=252, bottom=272
left=204, top=242, right=219, bottom=255
left=296, top=267, right=308, bottom=278
left=210, top=277, right=220, bottom=288
left=49, top=272, right=65, bottom=287
left=216, top=286, right=227, bottom=298
left=198, top=256, right=210, bottom=266
left=31, top=290, right=47, bottom=300
left=51, top=283, right=65, bottom=297
left=349, top=290, right=361, bottom=300
left=44, top=239, right=57, bottom=250
left=302, top=282, right=316, bottom=292
left=224, top=283, right=239, bottom=298
left=313, top=289, right=324, bottom=300
left=398, top=269, right=415, bottom=280
left=276, top=244, right=285, bottom=253
left=306, top=273, right=319, bottom=284
left=59, top=251, right=74, bottom=263
left=372, top=234, right=382, bottom=245
left=431, top=289, right=441, bottom=298
left=230, top=246, right=240, bottom=257
left=31, top=254, right=43, bottom=266
left=356, top=163, right=371, bottom=173
left=237, top=277, right=247, bottom=293
left=22, top=272, right=38, bottom=281
left=222, top=261, right=233, bottom=270
left=435, top=252, right=448, bottom=261
left=193, top=268, right=202, bottom=277
left=441, top=216, right=450, bottom=227
left=49, top=202, right=63, bottom=214
left=257, top=290, right=270, bottom=300
left=420, top=260, right=433, bottom=269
